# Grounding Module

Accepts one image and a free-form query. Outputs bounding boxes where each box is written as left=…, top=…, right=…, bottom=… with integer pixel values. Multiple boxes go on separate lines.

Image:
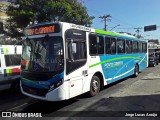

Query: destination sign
left=24, top=24, right=60, bottom=36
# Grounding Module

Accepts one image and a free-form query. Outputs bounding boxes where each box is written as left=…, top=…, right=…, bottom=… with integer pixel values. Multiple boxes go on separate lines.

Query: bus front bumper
left=20, top=81, right=66, bottom=101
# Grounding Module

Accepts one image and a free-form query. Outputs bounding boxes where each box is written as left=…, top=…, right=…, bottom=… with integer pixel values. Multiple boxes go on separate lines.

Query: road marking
left=7, top=103, right=28, bottom=111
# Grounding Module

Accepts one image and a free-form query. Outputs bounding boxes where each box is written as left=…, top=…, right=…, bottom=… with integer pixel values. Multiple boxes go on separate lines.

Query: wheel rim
left=92, top=79, right=99, bottom=92
left=154, top=63, right=156, bottom=67
left=135, top=66, right=138, bottom=76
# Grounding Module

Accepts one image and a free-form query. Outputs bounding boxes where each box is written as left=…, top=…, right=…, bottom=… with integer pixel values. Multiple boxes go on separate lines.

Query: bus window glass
left=68, top=41, right=86, bottom=60
left=138, top=42, right=142, bottom=53
left=111, top=38, right=116, bottom=54
left=89, top=34, right=97, bottom=55
left=132, top=41, right=138, bottom=53
left=5, top=55, right=21, bottom=67
left=105, top=37, right=111, bottom=54
left=97, top=36, right=104, bottom=54
left=79, top=42, right=86, bottom=59
left=142, top=43, right=147, bottom=53
left=21, top=37, right=64, bottom=72
left=126, top=40, right=132, bottom=53
left=117, top=39, right=125, bottom=53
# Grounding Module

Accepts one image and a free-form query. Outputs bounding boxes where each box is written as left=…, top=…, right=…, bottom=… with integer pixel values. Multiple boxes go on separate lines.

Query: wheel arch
left=93, top=71, right=104, bottom=90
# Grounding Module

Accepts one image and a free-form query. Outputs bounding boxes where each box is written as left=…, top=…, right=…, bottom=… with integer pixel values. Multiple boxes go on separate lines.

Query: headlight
left=48, top=79, right=63, bottom=92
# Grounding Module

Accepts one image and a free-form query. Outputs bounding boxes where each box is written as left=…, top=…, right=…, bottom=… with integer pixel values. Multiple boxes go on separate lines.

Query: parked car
left=155, top=51, right=160, bottom=62
left=148, top=52, right=159, bottom=67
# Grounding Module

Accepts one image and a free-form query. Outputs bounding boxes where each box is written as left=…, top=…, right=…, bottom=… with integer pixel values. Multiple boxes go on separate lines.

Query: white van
left=0, top=45, right=22, bottom=90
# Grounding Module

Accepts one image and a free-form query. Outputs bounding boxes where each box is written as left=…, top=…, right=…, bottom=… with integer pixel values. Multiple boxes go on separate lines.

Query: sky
left=83, top=0, right=160, bottom=39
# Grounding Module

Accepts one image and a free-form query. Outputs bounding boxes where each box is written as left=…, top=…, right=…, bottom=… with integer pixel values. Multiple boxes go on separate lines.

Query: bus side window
left=89, top=34, right=97, bottom=55
left=132, top=41, right=138, bottom=53
left=97, top=36, right=104, bottom=55
left=105, top=37, right=111, bottom=54
left=126, top=40, right=132, bottom=53
left=142, top=42, right=147, bottom=53
left=117, top=39, right=125, bottom=54
left=110, top=38, right=116, bottom=54
left=138, top=42, right=143, bottom=53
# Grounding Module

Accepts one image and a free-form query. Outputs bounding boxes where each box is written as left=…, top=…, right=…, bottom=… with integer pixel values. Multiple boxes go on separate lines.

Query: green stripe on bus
left=89, top=56, right=147, bottom=68
left=95, top=29, right=125, bottom=37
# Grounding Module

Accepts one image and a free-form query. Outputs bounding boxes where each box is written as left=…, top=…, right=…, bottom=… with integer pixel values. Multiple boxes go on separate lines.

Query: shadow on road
left=61, top=93, right=160, bottom=118
left=0, top=89, right=26, bottom=105
left=18, top=77, right=132, bottom=115
left=18, top=92, right=160, bottom=119
left=21, top=99, right=79, bottom=114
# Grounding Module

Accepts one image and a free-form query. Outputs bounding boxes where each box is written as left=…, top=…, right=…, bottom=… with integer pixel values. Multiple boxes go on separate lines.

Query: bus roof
left=25, top=22, right=146, bottom=42
left=95, top=29, right=144, bottom=41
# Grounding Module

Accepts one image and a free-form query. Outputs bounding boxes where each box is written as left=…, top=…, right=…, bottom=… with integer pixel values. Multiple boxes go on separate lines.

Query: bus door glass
left=65, top=29, right=87, bottom=98
left=0, top=55, right=2, bottom=80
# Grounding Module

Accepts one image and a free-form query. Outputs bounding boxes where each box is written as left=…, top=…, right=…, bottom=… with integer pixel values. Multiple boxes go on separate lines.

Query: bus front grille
left=22, top=84, right=48, bottom=97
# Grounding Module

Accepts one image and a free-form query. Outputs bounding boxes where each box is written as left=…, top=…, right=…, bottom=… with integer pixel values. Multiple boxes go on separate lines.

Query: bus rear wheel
left=88, top=76, right=100, bottom=97
left=133, top=64, right=139, bottom=77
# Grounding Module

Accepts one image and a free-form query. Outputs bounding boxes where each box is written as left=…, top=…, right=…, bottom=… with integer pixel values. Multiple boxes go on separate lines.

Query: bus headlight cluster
left=48, top=79, right=63, bottom=92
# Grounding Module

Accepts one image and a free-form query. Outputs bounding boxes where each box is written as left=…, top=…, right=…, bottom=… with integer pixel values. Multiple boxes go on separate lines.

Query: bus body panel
left=20, top=22, right=148, bottom=101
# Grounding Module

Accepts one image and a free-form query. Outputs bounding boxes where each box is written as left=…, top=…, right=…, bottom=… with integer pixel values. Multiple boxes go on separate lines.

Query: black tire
left=88, top=76, right=100, bottom=97
left=153, top=62, right=156, bottom=67
left=156, top=61, right=159, bottom=65
left=133, top=64, right=139, bottom=77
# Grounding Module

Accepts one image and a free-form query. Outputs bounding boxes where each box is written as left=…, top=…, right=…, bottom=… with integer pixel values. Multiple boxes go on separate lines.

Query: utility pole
left=134, top=27, right=142, bottom=38
left=99, top=14, right=111, bottom=31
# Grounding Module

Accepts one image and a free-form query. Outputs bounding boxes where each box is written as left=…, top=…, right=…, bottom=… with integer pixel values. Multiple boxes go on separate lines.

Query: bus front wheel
left=88, top=76, right=100, bottom=97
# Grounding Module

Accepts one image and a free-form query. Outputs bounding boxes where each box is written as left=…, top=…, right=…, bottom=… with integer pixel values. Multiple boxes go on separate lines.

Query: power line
left=111, top=16, right=138, bottom=28
left=99, top=14, right=111, bottom=31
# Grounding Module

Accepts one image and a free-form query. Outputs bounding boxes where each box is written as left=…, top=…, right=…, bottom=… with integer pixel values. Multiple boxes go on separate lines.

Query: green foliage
left=6, top=0, right=94, bottom=37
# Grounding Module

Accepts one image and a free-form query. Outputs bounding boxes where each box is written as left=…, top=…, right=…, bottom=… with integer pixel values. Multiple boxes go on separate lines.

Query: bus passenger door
left=66, top=39, right=87, bottom=98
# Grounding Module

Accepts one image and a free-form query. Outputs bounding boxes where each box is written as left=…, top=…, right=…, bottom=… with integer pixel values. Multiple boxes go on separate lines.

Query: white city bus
left=21, top=22, right=148, bottom=101
left=0, top=45, right=22, bottom=90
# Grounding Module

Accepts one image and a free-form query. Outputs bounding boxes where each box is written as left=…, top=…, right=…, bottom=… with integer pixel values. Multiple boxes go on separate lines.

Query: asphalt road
left=1, top=65, right=160, bottom=120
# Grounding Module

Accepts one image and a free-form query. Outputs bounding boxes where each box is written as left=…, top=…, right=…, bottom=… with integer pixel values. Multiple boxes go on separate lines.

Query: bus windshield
left=21, top=36, right=64, bottom=72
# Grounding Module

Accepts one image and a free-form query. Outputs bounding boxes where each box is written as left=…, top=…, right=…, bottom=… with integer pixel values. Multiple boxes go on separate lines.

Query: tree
left=6, top=0, right=94, bottom=37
